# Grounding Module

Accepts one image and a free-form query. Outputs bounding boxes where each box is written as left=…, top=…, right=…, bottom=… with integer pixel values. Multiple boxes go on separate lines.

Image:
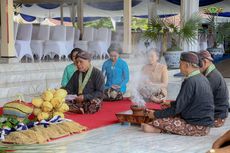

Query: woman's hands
left=112, top=85, right=120, bottom=89
left=146, top=109, right=155, bottom=119
left=75, top=95, right=84, bottom=103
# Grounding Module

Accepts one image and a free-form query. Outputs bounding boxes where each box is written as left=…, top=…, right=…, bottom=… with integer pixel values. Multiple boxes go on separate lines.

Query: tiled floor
left=2, top=116, right=230, bottom=153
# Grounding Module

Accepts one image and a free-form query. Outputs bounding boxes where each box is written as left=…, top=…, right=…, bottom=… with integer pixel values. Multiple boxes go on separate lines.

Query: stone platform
left=0, top=57, right=229, bottom=106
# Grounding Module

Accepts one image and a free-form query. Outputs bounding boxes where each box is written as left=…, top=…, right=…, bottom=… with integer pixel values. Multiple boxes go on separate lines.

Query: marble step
left=0, top=62, right=67, bottom=73
left=0, top=71, right=63, bottom=85
left=0, top=59, right=150, bottom=85
left=0, top=58, right=183, bottom=103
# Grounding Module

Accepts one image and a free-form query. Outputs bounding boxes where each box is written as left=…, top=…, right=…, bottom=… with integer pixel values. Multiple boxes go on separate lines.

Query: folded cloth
left=3, top=100, right=33, bottom=118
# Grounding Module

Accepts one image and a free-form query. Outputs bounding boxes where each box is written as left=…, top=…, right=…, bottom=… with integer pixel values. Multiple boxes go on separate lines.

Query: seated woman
left=61, top=48, right=82, bottom=87
left=139, top=49, right=168, bottom=103
left=65, top=50, right=105, bottom=114
left=207, top=130, right=230, bottom=153
left=142, top=52, right=214, bottom=136
left=102, top=47, right=129, bottom=101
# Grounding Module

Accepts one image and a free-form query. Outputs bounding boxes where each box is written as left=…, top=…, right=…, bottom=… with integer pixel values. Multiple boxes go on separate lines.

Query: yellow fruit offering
left=33, top=108, right=42, bottom=116
left=42, top=101, right=53, bottom=112
left=48, top=88, right=56, bottom=95
left=57, top=103, right=69, bottom=112
left=37, top=112, right=49, bottom=121
left=54, top=89, right=67, bottom=99
left=53, top=112, right=64, bottom=118
left=32, top=98, right=43, bottom=108
left=50, top=97, right=63, bottom=108
left=42, top=91, right=53, bottom=101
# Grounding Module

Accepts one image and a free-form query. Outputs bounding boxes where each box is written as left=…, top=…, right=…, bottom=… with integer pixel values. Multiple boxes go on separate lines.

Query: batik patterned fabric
left=152, top=117, right=210, bottom=136
left=104, top=88, right=123, bottom=101
left=66, top=98, right=102, bottom=114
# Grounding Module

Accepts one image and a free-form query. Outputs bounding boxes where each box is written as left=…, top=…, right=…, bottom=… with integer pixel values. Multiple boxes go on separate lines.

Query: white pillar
left=148, top=0, right=158, bottom=21
left=180, top=0, right=199, bottom=52
left=148, top=0, right=159, bottom=52
left=1, top=0, right=17, bottom=59
left=123, top=0, right=132, bottom=54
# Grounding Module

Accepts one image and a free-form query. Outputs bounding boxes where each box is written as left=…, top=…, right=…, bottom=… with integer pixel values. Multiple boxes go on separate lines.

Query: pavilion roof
left=14, top=0, right=122, bottom=4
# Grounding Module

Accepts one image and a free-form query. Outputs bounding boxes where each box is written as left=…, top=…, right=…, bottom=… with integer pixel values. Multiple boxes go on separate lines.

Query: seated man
left=139, top=49, right=168, bottom=103
left=199, top=50, right=229, bottom=127
left=142, top=52, right=214, bottom=136
left=102, top=47, right=129, bottom=101
left=65, top=50, right=105, bottom=114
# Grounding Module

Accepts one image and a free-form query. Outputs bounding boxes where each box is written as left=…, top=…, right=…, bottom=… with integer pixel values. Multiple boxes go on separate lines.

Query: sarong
left=152, top=117, right=210, bottom=136
left=104, top=88, right=123, bottom=101
left=66, top=98, right=102, bottom=114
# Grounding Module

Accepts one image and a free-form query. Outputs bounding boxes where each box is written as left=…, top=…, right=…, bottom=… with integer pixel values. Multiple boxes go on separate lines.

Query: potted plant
left=204, top=7, right=230, bottom=60
left=143, top=14, right=202, bottom=68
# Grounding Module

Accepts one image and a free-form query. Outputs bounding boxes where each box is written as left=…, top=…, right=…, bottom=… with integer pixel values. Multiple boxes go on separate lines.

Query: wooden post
left=123, top=0, right=132, bottom=54
left=148, top=0, right=158, bottom=21
left=77, top=0, right=83, bottom=40
left=0, top=0, right=18, bottom=63
left=60, top=2, right=64, bottom=25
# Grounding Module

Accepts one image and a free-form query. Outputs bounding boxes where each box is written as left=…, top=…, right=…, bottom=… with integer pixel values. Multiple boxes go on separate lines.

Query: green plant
left=131, top=17, right=148, bottom=31
left=204, top=7, right=230, bottom=48
left=143, top=13, right=202, bottom=52
left=13, top=2, right=22, bottom=15
left=84, top=17, right=114, bottom=30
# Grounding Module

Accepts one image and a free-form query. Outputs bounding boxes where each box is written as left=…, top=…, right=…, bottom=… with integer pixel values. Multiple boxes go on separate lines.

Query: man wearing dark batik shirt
left=65, top=50, right=105, bottom=114
left=199, top=50, right=229, bottom=127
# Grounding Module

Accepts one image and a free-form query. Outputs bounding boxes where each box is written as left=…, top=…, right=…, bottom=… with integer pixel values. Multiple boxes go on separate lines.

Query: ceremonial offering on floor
left=32, top=88, right=69, bottom=120
left=0, top=89, right=87, bottom=144
left=2, top=116, right=86, bottom=144
left=116, top=97, right=151, bottom=124
left=116, top=110, right=151, bottom=124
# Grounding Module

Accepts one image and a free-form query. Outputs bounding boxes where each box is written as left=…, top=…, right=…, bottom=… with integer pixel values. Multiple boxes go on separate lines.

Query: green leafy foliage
left=143, top=14, right=202, bottom=51
left=84, top=17, right=148, bottom=31
left=207, top=13, right=230, bottom=48
left=131, top=17, right=148, bottom=31
left=180, top=14, right=202, bottom=44
left=84, top=17, right=114, bottom=29
left=143, top=16, right=168, bottom=41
